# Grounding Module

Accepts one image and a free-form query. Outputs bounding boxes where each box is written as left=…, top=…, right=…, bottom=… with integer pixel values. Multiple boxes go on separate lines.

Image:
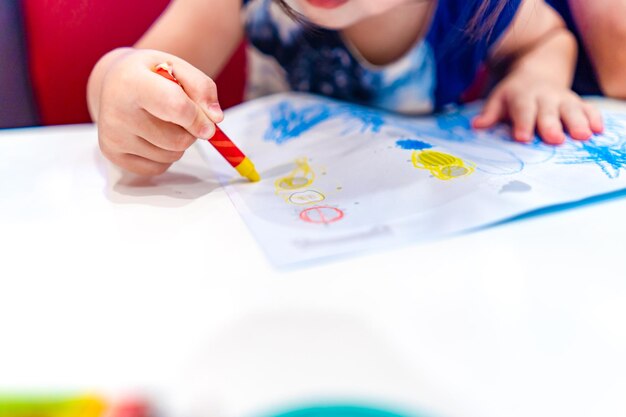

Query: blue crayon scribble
left=396, top=139, right=432, bottom=150
left=339, top=105, right=386, bottom=135
left=558, top=140, right=626, bottom=178
left=265, top=102, right=332, bottom=144
left=264, top=100, right=385, bottom=144
left=555, top=113, right=626, bottom=178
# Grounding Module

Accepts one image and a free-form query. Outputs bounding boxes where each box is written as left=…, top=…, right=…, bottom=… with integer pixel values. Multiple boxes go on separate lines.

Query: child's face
left=287, top=0, right=421, bottom=29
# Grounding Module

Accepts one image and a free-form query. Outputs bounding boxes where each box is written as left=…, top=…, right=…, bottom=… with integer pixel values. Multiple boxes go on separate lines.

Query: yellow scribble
left=275, top=158, right=315, bottom=191
left=412, top=150, right=475, bottom=180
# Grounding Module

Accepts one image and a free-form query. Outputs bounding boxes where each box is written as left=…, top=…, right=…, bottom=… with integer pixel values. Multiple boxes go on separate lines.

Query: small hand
left=472, top=73, right=604, bottom=144
left=94, top=49, right=223, bottom=175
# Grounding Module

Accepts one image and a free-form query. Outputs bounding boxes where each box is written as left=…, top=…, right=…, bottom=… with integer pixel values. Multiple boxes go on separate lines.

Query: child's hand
left=472, top=72, right=604, bottom=144
left=89, top=48, right=223, bottom=175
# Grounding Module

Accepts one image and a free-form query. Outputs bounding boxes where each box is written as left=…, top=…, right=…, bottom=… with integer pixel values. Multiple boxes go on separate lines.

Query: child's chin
left=305, top=12, right=361, bottom=29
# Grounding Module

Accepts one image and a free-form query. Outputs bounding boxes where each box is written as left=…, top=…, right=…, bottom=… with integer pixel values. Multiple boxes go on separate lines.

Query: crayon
left=154, top=63, right=260, bottom=182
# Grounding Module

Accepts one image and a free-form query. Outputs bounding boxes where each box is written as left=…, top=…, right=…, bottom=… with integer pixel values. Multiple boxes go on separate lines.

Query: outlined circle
left=289, top=190, right=326, bottom=205
left=299, top=206, right=345, bottom=224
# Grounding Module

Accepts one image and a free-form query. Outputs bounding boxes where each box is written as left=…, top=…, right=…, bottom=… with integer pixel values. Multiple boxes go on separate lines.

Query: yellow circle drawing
left=275, top=158, right=316, bottom=191
left=411, top=150, right=475, bottom=180
left=288, top=190, right=326, bottom=205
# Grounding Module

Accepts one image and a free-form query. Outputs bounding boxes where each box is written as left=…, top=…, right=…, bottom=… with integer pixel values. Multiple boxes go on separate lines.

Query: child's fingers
left=166, top=56, right=224, bottom=123
left=560, top=101, right=592, bottom=141
left=508, top=96, right=537, bottom=143
left=583, top=102, right=604, bottom=134
left=100, top=137, right=172, bottom=176
left=100, top=131, right=184, bottom=165
left=536, top=98, right=566, bottom=145
left=134, top=109, right=198, bottom=152
left=128, top=136, right=186, bottom=164
left=138, top=73, right=216, bottom=140
left=473, top=94, right=506, bottom=129
left=113, top=153, right=173, bottom=176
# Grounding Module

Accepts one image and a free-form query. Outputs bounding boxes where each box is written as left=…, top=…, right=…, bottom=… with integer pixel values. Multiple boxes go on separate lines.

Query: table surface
left=1, top=103, right=626, bottom=417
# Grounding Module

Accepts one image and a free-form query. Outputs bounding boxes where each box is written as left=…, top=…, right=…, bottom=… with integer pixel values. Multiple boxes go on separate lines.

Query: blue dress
left=242, top=0, right=522, bottom=113
left=546, top=0, right=601, bottom=96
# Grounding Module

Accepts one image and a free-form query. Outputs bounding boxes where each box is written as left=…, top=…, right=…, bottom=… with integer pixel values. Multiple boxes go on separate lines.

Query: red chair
left=22, top=0, right=245, bottom=126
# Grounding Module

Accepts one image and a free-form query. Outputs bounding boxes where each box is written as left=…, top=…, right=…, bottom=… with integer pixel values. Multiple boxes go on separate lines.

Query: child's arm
left=568, top=0, right=626, bottom=99
left=87, top=0, right=243, bottom=176
left=135, top=0, right=244, bottom=79
left=472, top=0, right=603, bottom=144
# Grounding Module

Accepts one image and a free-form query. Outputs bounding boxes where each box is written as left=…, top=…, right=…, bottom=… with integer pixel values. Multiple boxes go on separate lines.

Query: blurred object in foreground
left=178, top=311, right=445, bottom=417
left=267, top=405, right=425, bottom=417
left=0, top=395, right=151, bottom=417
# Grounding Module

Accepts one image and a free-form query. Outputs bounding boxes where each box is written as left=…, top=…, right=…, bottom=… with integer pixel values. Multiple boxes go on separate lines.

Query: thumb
left=142, top=71, right=217, bottom=140
left=142, top=58, right=220, bottom=139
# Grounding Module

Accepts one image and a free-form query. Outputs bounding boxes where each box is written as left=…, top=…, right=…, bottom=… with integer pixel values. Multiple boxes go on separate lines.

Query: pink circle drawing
left=300, top=206, right=345, bottom=224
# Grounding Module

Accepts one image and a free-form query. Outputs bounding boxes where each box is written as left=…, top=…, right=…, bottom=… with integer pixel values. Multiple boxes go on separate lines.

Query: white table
left=1, top=115, right=625, bottom=417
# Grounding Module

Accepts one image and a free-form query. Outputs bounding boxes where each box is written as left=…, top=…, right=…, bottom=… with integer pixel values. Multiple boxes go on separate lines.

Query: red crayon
left=154, top=62, right=260, bottom=182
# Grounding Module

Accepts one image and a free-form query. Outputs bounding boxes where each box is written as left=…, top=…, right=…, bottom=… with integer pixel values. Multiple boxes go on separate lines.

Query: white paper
left=198, top=93, right=626, bottom=266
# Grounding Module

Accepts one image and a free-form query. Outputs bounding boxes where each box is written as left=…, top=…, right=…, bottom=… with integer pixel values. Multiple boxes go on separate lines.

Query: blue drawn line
left=492, top=188, right=626, bottom=225
left=554, top=114, right=626, bottom=179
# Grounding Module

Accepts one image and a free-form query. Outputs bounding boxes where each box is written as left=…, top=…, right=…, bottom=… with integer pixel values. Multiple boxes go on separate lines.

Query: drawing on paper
left=300, top=206, right=345, bottom=224
left=199, top=93, right=626, bottom=266
left=265, top=101, right=385, bottom=144
left=396, top=139, right=433, bottom=151
left=261, top=98, right=626, bottom=180
left=275, top=158, right=315, bottom=191
left=554, top=114, right=626, bottom=179
left=289, top=190, right=326, bottom=205
left=411, top=150, right=475, bottom=180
